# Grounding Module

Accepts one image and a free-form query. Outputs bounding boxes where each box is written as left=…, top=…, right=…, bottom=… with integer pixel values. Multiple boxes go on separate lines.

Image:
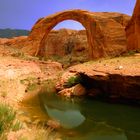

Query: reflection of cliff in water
left=38, top=90, right=140, bottom=140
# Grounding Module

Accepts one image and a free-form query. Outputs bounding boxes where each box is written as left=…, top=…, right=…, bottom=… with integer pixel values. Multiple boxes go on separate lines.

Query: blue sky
left=0, top=0, right=136, bottom=30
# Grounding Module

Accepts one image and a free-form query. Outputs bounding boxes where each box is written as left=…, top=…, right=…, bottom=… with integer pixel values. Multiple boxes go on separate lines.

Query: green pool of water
left=37, top=91, right=140, bottom=140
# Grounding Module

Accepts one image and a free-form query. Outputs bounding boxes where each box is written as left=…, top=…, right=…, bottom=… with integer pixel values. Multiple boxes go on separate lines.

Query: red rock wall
left=40, top=29, right=88, bottom=58
left=126, top=0, right=140, bottom=51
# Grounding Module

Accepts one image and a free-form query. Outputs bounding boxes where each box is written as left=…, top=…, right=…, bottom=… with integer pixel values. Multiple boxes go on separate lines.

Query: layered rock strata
left=56, top=56, right=140, bottom=101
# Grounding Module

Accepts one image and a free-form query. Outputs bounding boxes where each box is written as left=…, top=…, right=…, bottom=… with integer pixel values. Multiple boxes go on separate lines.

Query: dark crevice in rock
left=79, top=73, right=140, bottom=105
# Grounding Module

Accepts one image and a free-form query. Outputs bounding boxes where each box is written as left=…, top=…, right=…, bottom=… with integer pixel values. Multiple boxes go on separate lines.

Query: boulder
left=58, top=84, right=86, bottom=97
left=73, top=84, right=86, bottom=96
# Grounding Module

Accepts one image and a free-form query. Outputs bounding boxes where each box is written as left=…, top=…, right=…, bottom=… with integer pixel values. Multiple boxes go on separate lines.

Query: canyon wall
left=126, top=0, right=140, bottom=51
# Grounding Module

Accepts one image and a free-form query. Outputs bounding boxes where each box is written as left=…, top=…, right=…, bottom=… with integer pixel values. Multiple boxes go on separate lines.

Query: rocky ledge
left=56, top=54, right=140, bottom=103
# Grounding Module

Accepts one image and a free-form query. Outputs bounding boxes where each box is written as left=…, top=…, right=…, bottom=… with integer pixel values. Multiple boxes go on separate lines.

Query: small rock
left=58, top=84, right=86, bottom=97
left=115, top=65, right=123, bottom=70
left=73, top=84, right=86, bottom=96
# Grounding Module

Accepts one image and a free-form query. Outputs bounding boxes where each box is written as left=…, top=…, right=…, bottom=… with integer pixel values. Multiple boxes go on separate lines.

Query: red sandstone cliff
left=126, top=0, right=140, bottom=51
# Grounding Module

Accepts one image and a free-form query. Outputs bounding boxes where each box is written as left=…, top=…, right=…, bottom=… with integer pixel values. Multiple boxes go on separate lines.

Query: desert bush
left=64, top=75, right=82, bottom=88
left=17, top=127, right=60, bottom=140
left=64, top=40, right=74, bottom=55
left=20, top=77, right=39, bottom=92
left=122, top=50, right=139, bottom=56
left=0, top=103, right=22, bottom=139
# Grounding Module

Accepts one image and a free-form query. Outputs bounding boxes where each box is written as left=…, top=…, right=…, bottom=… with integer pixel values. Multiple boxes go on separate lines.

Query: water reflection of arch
left=29, top=9, right=106, bottom=59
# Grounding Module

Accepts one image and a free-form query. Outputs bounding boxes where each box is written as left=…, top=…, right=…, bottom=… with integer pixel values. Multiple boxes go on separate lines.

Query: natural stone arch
left=28, top=9, right=106, bottom=59
left=26, top=9, right=130, bottom=59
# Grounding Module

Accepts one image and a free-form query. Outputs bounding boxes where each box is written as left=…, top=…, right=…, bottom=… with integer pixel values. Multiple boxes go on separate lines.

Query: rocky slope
left=0, top=55, right=63, bottom=140
left=0, top=36, right=28, bottom=49
left=0, top=56, right=63, bottom=106
left=0, top=30, right=88, bottom=66
left=126, top=0, right=140, bottom=51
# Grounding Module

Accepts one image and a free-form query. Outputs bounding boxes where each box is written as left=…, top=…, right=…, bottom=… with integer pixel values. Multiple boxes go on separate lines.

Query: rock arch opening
left=53, top=20, right=85, bottom=30
left=39, top=20, right=89, bottom=63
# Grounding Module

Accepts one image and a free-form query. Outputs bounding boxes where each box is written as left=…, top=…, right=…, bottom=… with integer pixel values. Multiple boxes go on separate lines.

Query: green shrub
left=64, top=76, right=82, bottom=88
left=20, top=77, right=38, bottom=92
left=26, top=83, right=37, bottom=91
left=0, top=103, right=22, bottom=138
left=123, top=50, right=138, bottom=56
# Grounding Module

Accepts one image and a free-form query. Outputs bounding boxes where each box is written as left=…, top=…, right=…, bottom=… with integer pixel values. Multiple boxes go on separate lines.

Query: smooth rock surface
left=56, top=55, right=140, bottom=100
left=126, top=0, right=140, bottom=51
left=58, top=84, right=86, bottom=97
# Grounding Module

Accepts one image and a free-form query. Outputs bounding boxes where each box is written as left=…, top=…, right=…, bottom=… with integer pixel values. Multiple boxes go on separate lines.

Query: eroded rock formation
left=29, top=10, right=130, bottom=58
left=56, top=55, right=140, bottom=100
left=0, top=10, right=130, bottom=59
left=126, top=0, right=140, bottom=51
